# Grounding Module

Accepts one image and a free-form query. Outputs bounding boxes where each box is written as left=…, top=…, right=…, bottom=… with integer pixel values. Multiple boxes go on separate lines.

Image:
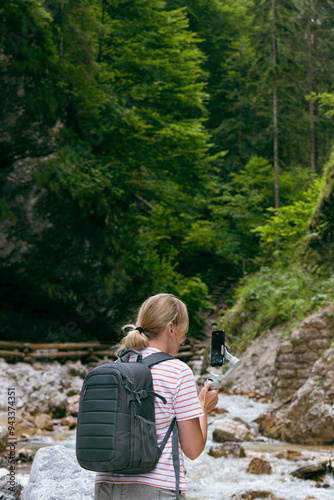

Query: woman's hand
left=198, top=381, right=219, bottom=414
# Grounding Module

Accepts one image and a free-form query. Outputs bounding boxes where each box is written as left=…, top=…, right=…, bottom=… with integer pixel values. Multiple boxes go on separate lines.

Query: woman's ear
left=168, top=321, right=175, bottom=338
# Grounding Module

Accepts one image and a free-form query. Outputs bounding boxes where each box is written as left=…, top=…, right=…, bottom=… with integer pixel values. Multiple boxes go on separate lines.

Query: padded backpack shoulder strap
left=141, top=352, right=176, bottom=367
left=142, top=352, right=180, bottom=498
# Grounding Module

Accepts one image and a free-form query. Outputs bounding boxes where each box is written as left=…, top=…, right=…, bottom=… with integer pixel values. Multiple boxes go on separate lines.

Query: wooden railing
left=0, top=339, right=206, bottom=364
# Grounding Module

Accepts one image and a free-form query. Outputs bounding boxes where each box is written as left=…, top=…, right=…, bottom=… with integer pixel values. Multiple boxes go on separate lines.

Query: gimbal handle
left=206, top=347, right=240, bottom=391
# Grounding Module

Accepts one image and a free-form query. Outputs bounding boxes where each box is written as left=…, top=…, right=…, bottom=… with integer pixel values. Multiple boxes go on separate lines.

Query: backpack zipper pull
left=135, top=393, right=141, bottom=405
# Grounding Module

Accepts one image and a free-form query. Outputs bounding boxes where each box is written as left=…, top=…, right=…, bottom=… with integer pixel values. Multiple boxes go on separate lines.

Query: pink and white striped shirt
left=95, top=347, right=204, bottom=493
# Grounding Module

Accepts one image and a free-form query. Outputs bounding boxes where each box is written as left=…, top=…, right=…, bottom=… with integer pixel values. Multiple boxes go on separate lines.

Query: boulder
left=209, top=407, right=229, bottom=416
left=230, top=492, right=285, bottom=500
left=34, top=414, right=54, bottom=431
left=0, top=424, right=8, bottom=452
left=0, top=473, right=23, bottom=500
left=21, top=445, right=95, bottom=500
left=274, top=450, right=302, bottom=460
left=246, top=458, right=272, bottom=475
left=291, top=462, right=328, bottom=480
left=213, top=418, right=256, bottom=443
left=60, top=416, right=77, bottom=429
left=209, top=442, right=246, bottom=458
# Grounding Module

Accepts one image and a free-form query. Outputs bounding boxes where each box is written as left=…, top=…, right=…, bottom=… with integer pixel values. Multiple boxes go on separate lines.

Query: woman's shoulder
left=161, top=356, right=189, bottom=373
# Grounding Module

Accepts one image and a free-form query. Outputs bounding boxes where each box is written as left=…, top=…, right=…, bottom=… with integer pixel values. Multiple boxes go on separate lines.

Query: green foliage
left=253, top=178, right=324, bottom=260
left=221, top=264, right=334, bottom=352
left=34, top=148, right=126, bottom=217
left=3, top=0, right=334, bottom=344
left=181, top=157, right=317, bottom=275
left=304, top=148, right=334, bottom=265
left=312, top=92, right=334, bottom=117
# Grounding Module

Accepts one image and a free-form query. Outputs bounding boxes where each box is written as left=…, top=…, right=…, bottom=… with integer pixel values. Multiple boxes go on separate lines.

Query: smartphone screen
left=211, top=330, right=225, bottom=367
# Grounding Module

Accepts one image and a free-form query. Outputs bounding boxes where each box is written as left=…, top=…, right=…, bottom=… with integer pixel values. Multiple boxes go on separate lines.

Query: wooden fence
left=0, top=339, right=206, bottom=364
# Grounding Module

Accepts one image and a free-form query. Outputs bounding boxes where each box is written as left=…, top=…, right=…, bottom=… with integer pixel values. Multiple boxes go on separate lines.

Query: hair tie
left=135, top=326, right=144, bottom=333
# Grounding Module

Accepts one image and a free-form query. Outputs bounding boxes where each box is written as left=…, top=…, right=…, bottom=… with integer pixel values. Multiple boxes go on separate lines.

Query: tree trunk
left=238, top=69, right=243, bottom=156
left=98, top=0, right=106, bottom=63
left=272, top=0, right=279, bottom=214
left=307, top=6, right=315, bottom=172
left=59, top=29, right=64, bottom=64
left=59, top=4, right=64, bottom=65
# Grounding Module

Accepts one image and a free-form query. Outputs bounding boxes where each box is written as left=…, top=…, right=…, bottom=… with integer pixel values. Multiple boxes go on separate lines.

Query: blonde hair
left=120, top=293, right=189, bottom=351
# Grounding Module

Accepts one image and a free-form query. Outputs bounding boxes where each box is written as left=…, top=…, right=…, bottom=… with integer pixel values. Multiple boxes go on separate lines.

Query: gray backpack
left=76, top=349, right=180, bottom=498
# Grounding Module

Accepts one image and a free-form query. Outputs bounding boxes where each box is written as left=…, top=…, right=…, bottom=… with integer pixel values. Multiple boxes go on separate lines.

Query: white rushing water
left=184, top=394, right=334, bottom=500
left=15, top=394, right=334, bottom=499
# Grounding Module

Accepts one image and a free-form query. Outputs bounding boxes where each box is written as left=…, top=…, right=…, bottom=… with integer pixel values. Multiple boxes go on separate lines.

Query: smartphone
left=211, top=330, right=225, bottom=367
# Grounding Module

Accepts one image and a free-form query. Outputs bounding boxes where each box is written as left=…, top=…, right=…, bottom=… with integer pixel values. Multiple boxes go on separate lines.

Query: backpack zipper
left=82, top=384, right=117, bottom=397
left=130, top=400, right=136, bottom=466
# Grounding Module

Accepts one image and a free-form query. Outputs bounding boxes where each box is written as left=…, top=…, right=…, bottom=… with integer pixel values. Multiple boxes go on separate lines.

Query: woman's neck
left=147, top=338, right=169, bottom=353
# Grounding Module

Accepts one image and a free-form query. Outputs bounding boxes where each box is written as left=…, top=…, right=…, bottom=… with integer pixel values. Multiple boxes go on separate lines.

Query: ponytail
left=121, top=325, right=149, bottom=351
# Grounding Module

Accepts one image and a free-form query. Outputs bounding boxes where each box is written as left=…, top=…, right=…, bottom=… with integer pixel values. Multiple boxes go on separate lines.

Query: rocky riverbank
left=222, top=304, right=334, bottom=445
left=1, top=303, right=333, bottom=498
left=0, top=359, right=89, bottom=440
left=0, top=304, right=333, bottom=446
left=16, top=393, right=334, bottom=500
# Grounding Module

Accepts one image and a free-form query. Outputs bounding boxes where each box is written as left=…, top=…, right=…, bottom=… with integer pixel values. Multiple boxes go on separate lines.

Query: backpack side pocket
left=131, top=414, right=160, bottom=473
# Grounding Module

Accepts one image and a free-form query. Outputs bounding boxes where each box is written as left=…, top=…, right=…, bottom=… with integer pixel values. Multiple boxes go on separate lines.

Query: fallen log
left=0, top=341, right=111, bottom=351
left=0, top=341, right=30, bottom=350
left=0, top=349, right=25, bottom=359
left=28, top=350, right=115, bottom=360
left=0, top=340, right=202, bottom=364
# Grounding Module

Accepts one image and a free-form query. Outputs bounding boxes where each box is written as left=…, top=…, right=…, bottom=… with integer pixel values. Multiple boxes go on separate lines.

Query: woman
left=94, top=293, right=219, bottom=499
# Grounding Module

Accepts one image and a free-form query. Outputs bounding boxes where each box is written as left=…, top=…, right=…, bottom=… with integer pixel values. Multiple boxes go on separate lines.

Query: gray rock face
left=279, top=346, right=334, bottom=443
left=223, top=328, right=279, bottom=397
left=21, top=445, right=95, bottom=500
left=272, top=305, right=334, bottom=402
left=0, top=52, right=61, bottom=168
left=224, top=304, right=334, bottom=445
left=258, top=345, right=334, bottom=444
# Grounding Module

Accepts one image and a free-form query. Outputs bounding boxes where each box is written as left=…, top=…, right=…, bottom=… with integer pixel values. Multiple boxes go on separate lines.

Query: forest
left=1, top=0, right=334, bottom=344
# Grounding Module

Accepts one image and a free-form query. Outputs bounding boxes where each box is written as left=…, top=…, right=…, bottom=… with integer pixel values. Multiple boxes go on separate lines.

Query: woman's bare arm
left=177, top=382, right=218, bottom=460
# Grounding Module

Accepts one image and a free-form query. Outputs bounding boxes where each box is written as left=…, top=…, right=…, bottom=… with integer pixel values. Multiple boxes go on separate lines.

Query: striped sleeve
left=173, top=364, right=204, bottom=421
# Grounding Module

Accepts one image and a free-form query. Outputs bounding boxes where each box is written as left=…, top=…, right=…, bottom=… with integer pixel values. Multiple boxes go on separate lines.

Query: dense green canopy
left=1, top=0, right=334, bottom=342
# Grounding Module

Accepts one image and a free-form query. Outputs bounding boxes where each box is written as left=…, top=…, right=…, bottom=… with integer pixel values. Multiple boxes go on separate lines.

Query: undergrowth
left=219, top=261, right=334, bottom=353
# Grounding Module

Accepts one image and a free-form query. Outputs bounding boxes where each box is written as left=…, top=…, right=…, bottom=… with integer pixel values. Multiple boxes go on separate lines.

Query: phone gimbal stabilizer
left=205, top=346, right=240, bottom=391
